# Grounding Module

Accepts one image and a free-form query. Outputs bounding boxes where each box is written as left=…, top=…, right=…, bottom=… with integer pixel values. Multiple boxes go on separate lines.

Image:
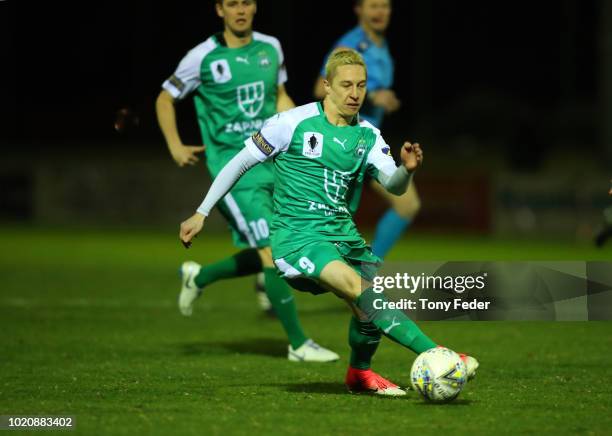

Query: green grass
left=1, top=226, right=611, bottom=435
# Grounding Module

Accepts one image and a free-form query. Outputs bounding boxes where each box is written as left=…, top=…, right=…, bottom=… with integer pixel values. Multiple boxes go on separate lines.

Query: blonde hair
left=325, top=48, right=367, bottom=83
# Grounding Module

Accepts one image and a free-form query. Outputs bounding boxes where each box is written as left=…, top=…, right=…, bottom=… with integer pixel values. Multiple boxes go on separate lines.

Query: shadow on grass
left=415, top=398, right=474, bottom=406
left=255, top=305, right=348, bottom=319
left=265, top=381, right=347, bottom=395
left=269, top=382, right=427, bottom=399
left=298, top=305, right=349, bottom=316
left=272, top=382, right=474, bottom=403
left=179, top=338, right=287, bottom=358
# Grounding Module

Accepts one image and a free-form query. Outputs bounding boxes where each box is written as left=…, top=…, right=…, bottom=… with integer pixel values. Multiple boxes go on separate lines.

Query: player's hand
left=370, top=90, right=401, bottom=114
left=170, top=144, right=206, bottom=167
left=400, top=142, right=423, bottom=172
left=179, top=213, right=206, bottom=248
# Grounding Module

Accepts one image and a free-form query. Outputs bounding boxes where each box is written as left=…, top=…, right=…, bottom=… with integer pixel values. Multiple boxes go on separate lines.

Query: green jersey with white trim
left=162, top=31, right=286, bottom=189
left=244, top=102, right=398, bottom=257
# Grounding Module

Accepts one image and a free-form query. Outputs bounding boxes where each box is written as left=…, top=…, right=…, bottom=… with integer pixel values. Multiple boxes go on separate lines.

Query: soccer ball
left=410, top=347, right=467, bottom=402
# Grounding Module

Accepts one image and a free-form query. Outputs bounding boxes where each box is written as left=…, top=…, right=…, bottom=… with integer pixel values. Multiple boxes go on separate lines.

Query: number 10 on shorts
left=248, top=219, right=269, bottom=241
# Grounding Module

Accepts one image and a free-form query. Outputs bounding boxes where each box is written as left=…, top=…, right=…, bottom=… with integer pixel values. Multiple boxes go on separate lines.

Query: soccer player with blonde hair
left=180, top=48, right=478, bottom=395
left=314, top=0, right=421, bottom=260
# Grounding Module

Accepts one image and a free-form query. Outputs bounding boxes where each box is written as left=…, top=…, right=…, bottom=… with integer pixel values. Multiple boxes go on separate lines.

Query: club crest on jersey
left=210, top=59, right=232, bottom=83
left=237, top=80, right=265, bottom=118
left=355, top=138, right=367, bottom=157
left=303, top=132, right=324, bottom=158
left=257, top=50, right=271, bottom=68
left=381, top=146, right=391, bottom=156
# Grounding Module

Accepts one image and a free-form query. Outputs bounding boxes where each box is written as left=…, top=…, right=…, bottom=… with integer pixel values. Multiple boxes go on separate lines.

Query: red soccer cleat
left=437, top=346, right=479, bottom=380
left=458, top=353, right=479, bottom=380
left=345, top=367, right=406, bottom=396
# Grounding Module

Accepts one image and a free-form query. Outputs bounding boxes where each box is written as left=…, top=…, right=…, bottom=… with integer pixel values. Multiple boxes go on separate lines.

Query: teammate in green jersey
left=179, top=48, right=479, bottom=395
left=156, top=0, right=338, bottom=363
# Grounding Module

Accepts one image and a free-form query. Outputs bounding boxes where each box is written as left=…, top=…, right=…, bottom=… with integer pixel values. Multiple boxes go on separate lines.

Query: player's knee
left=338, top=272, right=363, bottom=300
left=320, top=261, right=365, bottom=300
left=257, top=247, right=273, bottom=267
left=344, top=279, right=375, bottom=302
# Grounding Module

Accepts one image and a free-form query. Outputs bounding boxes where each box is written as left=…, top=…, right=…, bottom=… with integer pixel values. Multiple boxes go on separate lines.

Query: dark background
left=1, top=0, right=610, bottom=236
left=1, top=0, right=607, bottom=166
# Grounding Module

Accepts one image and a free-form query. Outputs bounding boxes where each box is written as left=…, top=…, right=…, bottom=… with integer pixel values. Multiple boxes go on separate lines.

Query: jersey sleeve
left=277, top=42, right=288, bottom=85
left=365, top=133, right=397, bottom=182
left=244, top=113, right=293, bottom=161
left=196, top=148, right=260, bottom=216
left=162, top=46, right=206, bottom=100
left=253, top=33, right=288, bottom=85
left=365, top=55, right=394, bottom=91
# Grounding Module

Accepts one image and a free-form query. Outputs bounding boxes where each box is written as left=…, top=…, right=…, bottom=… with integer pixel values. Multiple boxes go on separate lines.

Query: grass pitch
left=1, top=227, right=611, bottom=435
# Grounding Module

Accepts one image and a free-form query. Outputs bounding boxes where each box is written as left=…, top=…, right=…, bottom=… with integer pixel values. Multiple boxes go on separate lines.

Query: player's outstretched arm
left=374, top=142, right=423, bottom=196
left=400, top=141, right=423, bottom=172
left=156, top=90, right=205, bottom=167
left=179, top=213, right=205, bottom=248
left=179, top=148, right=261, bottom=248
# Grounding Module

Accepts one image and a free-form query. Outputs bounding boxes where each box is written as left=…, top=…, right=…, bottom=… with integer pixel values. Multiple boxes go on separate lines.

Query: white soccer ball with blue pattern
left=410, top=347, right=467, bottom=402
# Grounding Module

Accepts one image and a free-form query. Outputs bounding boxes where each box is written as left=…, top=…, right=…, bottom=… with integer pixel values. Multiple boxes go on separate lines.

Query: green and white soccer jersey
left=162, top=32, right=286, bottom=248
left=244, top=102, right=398, bottom=277
left=162, top=31, right=286, bottom=189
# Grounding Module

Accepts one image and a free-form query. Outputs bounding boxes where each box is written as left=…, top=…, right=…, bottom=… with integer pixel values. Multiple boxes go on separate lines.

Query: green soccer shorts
left=216, top=184, right=274, bottom=249
left=273, top=239, right=381, bottom=295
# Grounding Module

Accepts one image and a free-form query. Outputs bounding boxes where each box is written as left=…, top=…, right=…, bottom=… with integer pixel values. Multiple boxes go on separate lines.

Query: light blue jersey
left=320, top=26, right=394, bottom=127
